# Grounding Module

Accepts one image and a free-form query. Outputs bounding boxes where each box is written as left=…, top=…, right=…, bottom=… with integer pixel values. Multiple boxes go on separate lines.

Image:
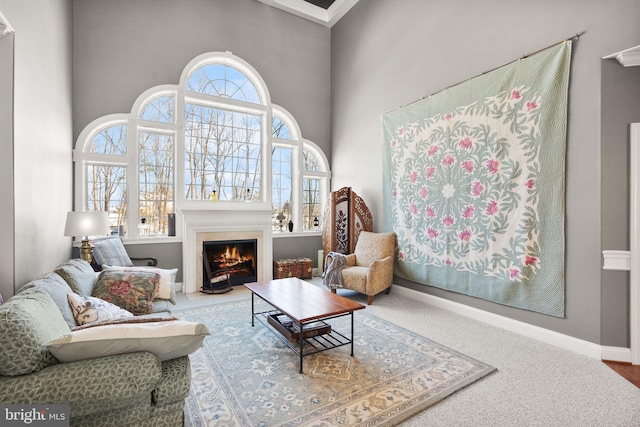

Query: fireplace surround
left=180, top=208, right=273, bottom=294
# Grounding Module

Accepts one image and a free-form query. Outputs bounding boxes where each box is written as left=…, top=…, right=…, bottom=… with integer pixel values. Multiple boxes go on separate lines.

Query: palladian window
left=74, top=51, right=330, bottom=240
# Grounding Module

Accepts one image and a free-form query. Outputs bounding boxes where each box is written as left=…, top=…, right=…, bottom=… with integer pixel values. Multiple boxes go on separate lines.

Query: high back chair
left=327, top=231, right=396, bottom=305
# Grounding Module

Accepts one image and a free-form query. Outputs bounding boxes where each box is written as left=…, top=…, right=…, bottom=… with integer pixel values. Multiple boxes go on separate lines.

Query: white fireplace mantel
left=179, top=207, right=273, bottom=293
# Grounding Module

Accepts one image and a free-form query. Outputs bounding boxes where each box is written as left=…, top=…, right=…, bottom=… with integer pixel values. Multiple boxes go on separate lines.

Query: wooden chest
left=273, top=257, right=313, bottom=279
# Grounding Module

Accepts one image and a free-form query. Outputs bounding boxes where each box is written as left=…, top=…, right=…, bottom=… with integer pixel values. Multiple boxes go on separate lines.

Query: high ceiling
left=256, top=0, right=359, bottom=27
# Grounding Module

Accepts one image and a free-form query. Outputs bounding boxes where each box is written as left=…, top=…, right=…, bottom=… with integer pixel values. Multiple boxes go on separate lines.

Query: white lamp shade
left=64, top=211, right=111, bottom=238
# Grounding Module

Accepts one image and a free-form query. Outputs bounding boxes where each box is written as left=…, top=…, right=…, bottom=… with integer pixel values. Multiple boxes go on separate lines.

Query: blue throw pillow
left=91, top=237, right=134, bottom=268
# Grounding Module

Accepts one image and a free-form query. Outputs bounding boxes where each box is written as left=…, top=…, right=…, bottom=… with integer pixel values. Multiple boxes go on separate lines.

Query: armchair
left=327, top=231, right=396, bottom=305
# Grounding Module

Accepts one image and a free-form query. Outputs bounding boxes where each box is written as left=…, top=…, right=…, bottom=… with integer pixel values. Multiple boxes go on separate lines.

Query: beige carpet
left=174, top=279, right=640, bottom=426
left=174, top=290, right=495, bottom=426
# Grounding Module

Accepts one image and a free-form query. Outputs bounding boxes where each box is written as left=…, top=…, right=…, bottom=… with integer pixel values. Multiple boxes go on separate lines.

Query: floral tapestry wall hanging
left=382, top=41, right=572, bottom=317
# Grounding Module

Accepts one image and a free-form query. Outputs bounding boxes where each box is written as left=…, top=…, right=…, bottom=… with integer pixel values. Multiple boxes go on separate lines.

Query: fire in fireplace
left=202, top=239, right=257, bottom=291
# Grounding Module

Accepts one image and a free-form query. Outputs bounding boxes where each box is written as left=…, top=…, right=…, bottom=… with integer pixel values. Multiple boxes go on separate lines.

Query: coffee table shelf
left=255, top=308, right=352, bottom=359
left=245, top=278, right=365, bottom=373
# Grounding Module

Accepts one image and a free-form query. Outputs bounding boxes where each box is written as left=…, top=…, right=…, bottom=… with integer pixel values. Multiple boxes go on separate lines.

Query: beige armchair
left=327, top=231, right=396, bottom=305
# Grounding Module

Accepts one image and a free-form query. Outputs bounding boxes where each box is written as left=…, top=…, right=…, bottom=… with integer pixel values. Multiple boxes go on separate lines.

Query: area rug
left=176, top=299, right=496, bottom=426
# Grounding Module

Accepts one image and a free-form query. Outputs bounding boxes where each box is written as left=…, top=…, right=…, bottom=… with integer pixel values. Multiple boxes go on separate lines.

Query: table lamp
left=64, top=211, right=111, bottom=264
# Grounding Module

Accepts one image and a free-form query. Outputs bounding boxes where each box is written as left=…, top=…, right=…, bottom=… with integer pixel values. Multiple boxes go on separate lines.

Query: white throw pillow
left=46, top=320, right=209, bottom=362
left=67, top=292, right=133, bottom=326
left=102, top=265, right=177, bottom=304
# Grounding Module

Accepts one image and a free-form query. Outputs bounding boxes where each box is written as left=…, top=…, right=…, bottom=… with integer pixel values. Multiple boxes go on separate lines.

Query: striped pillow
left=91, top=237, right=134, bottom=267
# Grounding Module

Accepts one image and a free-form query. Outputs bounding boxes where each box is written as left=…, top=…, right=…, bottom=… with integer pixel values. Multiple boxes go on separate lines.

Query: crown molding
left=603, top=45, right=640, bottom=67
left=0, top=11, right=14, bottom=39
left=256, top=0, right=359, bottom=27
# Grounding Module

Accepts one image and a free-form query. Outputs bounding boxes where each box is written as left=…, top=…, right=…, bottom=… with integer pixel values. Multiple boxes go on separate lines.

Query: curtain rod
left=383, top=31, right=585, bottom=116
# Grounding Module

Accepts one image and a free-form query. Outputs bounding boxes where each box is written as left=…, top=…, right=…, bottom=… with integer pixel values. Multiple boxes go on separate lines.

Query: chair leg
left=331, top=289, right=337, bottom=294
left=367, top=295, right=374, bottom=305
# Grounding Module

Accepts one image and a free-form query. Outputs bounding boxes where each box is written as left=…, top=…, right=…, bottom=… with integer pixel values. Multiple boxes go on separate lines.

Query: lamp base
left=79, top=239, right=93, bottom=264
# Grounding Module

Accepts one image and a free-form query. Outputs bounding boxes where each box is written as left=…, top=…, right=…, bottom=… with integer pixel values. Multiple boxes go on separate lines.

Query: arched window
left=74, top=52, right=330, bottom=240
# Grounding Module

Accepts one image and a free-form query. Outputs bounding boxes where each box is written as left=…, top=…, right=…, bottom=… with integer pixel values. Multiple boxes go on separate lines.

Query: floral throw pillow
left=67, top=292, right=133, bottom=326
left=92, top=270, right=160, bottom=315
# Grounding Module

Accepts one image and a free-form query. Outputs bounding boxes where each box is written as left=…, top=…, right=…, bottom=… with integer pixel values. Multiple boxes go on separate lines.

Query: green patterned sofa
left=0, top=259, right=199, bottom=427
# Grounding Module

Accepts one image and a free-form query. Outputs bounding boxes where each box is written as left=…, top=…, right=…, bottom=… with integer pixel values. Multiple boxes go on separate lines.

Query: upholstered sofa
left=0, top=259, right=207, bottom=427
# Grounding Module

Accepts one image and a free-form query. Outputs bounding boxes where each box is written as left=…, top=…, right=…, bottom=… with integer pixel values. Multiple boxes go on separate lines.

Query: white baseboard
left=601, top=346, right=632, bottom=363
left=393, top=285, right=624, bottom=362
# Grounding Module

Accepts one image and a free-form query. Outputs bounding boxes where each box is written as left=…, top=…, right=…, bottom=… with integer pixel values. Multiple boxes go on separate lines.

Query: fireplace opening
left=202, top=239, right=257, bottom=292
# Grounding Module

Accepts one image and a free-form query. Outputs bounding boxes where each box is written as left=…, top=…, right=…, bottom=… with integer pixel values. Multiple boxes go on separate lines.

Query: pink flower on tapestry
left=398, top=252, right=405, bottom=260
left=487, top=159, right=499, bottom=174
left=472, top=181, right=484, bottom=196
left=109, top=280, right=133, bottom=296
left=392, top=190, right=397, bottom=198
left=391, top=139, right=398, bottom=148
left=383, top=72, right=561, bottom=292
left=459, top=137, right=472, bottom=149
left=397, top=126, right=405, bottom=136
left=462, top=160, right=474, bottom=173
left=486, top=200, right=498, bottom=215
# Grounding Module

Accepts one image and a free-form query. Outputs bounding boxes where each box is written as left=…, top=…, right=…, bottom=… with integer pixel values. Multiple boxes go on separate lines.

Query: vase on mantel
left=288, top=220, right=293, bottom=232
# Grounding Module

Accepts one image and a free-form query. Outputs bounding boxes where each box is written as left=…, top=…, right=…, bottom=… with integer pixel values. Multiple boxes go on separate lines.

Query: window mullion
left=292, top=144, right=302, bottom=231
left=127, top=118, right=139, bottom=238
left=175, top=88, right=186, bottom=215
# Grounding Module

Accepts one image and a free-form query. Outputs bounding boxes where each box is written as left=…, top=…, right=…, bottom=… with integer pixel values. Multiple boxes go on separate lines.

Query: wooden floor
left=603, top=360, right=640, bottom=387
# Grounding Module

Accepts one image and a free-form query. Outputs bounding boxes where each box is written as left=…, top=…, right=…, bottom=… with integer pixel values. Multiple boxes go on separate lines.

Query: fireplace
left=202, top=239, right=257, bottom=291
left=179, top=208, right=273, bottom=294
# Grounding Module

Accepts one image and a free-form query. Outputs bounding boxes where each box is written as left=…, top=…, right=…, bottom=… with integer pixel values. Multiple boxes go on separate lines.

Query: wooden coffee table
left=245, top=278, right=365, bottom=373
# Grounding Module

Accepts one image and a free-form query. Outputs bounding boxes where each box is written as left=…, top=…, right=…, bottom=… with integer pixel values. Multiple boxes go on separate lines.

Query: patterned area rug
left=176, top=299, right=495, bottom=426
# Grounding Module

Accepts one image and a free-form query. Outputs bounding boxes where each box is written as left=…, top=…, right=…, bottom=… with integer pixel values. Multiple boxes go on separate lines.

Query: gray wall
left=72, top=0, right=331, bottom=280
left=72, top=0, right=331, bottom=148
left=0, top=29, right=14, bottom=301
left=0, top=0, right=73, bottom=296
left=273, top=235, right=323, bottom=268
left=600, top=62, right=640, bottom=346
left=331, top=0, right=640, bottom=345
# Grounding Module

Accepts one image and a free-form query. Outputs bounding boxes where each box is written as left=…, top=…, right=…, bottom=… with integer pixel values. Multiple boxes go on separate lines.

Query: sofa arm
left=365, top=255, right=394, bottom=294
left=0, top=352, right=162, bottom=418
left=345, top=253, right=357, bottom=267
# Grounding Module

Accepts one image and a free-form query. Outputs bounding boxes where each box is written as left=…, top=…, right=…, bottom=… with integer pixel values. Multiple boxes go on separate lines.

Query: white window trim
left=74, top=52, right=330, bottom=241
